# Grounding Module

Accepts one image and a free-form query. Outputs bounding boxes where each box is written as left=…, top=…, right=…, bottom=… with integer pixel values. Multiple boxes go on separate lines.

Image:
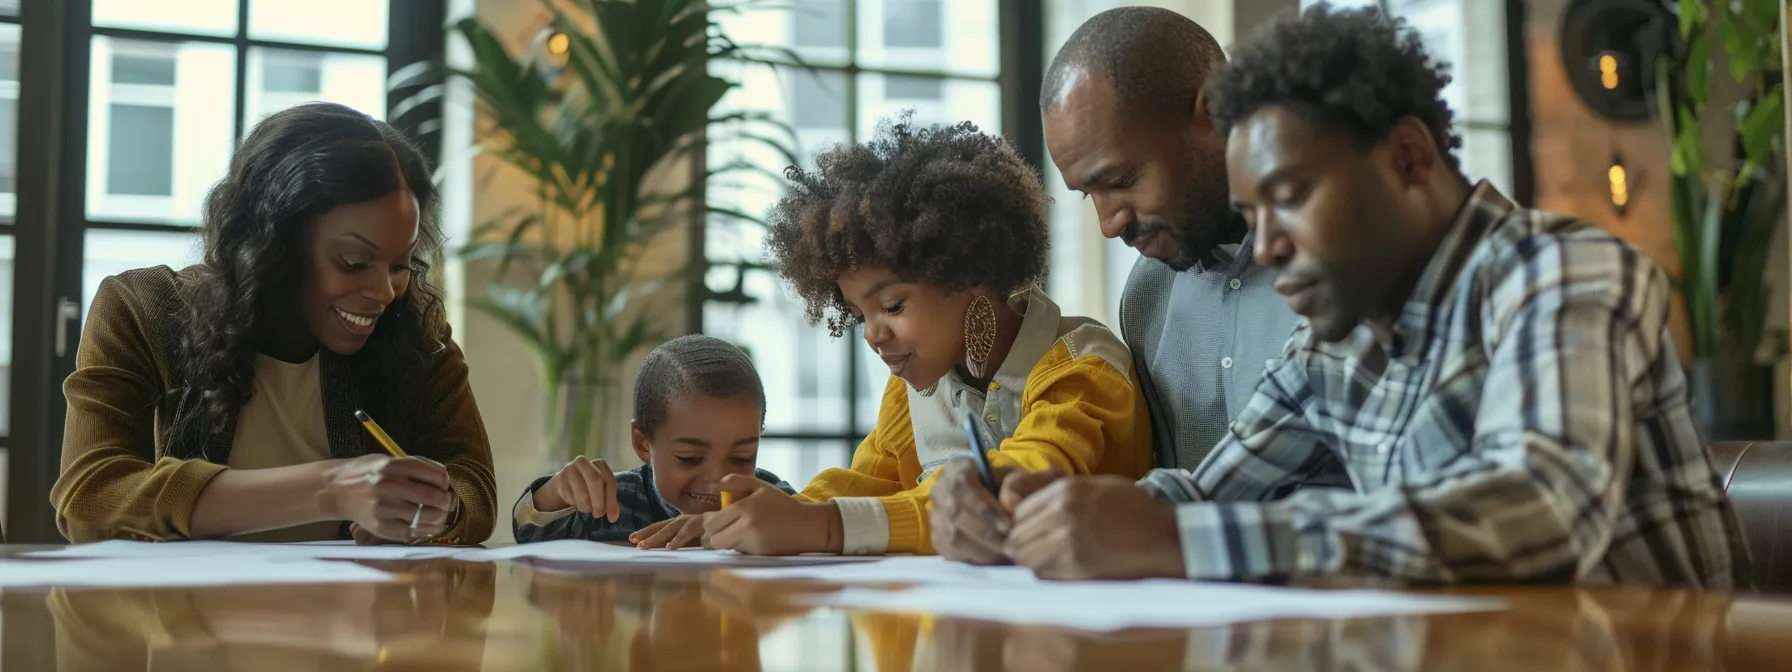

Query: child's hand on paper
left=630, top=513, right=712, bottom=550
left=701, top=474, right=841, bottom=555
left=534, top=456, right=620, bottom=523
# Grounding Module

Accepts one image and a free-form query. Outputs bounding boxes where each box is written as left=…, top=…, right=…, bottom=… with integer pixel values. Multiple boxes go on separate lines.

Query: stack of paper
left=25, top=539, right=461, bottom=561
left=0, top=557, right=396, bottom=588
left=728, top=555, right=1038, bottom=584
left=801, top=580, right=1503, bottom=632
left=456, top=539, right=877, bottom=568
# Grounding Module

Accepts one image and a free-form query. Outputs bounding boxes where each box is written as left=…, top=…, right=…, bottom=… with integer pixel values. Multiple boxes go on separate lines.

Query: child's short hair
left=632, top=335, right=766, bottom=436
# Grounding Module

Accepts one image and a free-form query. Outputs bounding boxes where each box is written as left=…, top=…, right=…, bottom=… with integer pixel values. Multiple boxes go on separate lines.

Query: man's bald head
left=1041, top=7, right=1240, bottom=271
left=1041, top=6, right=1226, bottom=123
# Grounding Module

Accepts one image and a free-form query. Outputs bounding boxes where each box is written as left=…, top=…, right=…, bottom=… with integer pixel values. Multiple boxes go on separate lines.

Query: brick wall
left=1523, top=0, right=1695, bottom=362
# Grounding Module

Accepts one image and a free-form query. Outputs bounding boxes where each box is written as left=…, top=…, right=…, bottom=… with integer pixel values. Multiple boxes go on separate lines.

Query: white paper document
left=458, top=539, right=879, bottom=568
left=25, top=540, right=462, bottom=561
left=729, top=555, right=1039, bottom=585
left=803, top=580, right=1502, bottom=632
left=0, top=557, right=397, bottom=588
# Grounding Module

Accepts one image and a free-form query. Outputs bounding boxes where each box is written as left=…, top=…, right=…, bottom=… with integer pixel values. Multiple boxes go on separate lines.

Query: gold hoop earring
left=963, top=294, right=997, bottom=379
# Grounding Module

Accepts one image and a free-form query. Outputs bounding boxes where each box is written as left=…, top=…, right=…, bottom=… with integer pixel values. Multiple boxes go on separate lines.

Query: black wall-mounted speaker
left=1559, top=0, right=1677, bottom=123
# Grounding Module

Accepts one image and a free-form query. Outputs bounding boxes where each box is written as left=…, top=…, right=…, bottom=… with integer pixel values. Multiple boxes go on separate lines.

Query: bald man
left=928, top=7, right=1347, bottom=565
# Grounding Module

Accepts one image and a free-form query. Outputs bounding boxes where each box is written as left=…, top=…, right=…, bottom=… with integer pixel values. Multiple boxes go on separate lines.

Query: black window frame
left=4, top=0, right=445, bottom=543
left=696, top=0, right=1044, bottom=464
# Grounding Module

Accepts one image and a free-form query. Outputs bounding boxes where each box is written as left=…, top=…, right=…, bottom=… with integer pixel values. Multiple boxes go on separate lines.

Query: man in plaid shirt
left=1000, top=5, right=1750, bottom=588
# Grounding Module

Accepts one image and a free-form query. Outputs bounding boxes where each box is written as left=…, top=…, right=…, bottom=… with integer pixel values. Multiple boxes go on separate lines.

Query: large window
left=704, top=0, right=1002, bottom=486
left=0, top=4, right=21, bottom=443
left=0, top=1, right=412, bottom=453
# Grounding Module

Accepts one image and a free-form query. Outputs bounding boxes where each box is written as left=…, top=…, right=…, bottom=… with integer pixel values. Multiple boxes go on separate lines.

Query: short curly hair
left=1207, top=4, right=1462, bottom=172
left=764, top=115, right=1050, bottom=338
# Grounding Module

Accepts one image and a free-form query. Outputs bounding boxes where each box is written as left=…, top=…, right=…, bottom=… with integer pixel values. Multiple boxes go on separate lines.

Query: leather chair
left=1710, top=441, right=1792, bottom=594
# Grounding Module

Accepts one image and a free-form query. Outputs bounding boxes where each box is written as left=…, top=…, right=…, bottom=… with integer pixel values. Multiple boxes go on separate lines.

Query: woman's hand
left=321, top=454, right=455, bottom=543
left=532, top=456, right=619, bottom=522
left=630, top=514, right=711, bottom=550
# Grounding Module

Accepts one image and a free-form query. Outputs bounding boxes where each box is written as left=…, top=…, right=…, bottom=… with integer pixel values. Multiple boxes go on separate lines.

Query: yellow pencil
left=354, top=409, right=409, bottom=458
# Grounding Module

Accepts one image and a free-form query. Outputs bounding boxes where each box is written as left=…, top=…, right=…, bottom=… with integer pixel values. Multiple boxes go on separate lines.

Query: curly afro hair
left=1206, top=4, right=1462, bottom=172
left=764, top=114, right=1050, bottom=338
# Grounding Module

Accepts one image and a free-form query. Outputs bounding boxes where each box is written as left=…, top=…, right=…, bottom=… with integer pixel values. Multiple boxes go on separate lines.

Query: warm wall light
left=1599, top=52, right=1620, bottom=90
left=1608, top=152, right=1631, bottom=216
left=546, top=31, right=571, bottom=57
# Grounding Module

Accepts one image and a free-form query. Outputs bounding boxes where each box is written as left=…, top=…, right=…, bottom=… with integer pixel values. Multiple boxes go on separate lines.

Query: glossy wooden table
left=3, top=547, right=1790, bottom=671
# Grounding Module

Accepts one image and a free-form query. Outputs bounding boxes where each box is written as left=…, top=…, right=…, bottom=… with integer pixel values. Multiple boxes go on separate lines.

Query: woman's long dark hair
left=164, top=102, right=448, bottom=448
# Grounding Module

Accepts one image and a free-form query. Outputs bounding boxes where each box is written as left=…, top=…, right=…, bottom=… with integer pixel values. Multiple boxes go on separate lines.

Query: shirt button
left=985, top=413, right=998, bottom=425
left=1220, top=356, right=1233, bottom=369
left=1229, top=278, right=1242, bottom=290
left=988, top=382, right=1001, bottom=391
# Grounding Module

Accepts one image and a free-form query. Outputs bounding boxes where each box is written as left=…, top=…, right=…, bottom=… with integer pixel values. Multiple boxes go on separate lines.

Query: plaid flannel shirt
left=513, top=463, right=796, bottom=543
left=1139, top=182, right=1751, bottom=588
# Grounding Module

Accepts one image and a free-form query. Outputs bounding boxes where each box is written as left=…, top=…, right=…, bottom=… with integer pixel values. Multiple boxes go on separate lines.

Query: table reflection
left=20, top=557, right=1792, bottom=671
left=44, top=560, right=496, bottom=671
left=910, top=586, right=1792, bottom=672
left=524, top=567, right=831, bottom=671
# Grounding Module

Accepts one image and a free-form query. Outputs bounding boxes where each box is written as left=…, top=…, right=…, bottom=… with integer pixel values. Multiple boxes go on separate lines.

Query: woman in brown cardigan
left=52, top=102, right=496, bottom=545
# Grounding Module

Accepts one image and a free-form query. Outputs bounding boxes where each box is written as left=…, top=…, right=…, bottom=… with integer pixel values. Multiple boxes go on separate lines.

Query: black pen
left=960, top=412, right=999, bottom=495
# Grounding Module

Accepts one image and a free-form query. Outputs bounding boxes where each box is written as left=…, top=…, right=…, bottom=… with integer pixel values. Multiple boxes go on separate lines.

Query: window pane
left=707, top=60, right=855, bottom=437
left=87, top=38, right=236, bottom=225
left=883, top=74, right=943, bottom=100
left=857, top=74, right=1000, bottom=140
left=703, top=272, right=855, bottom=436
left=93, top=0, right=239, bottom=37
left=0, top=23, right=17, bottom=218
left=0, top=0, right=15, bottom=16
left=106, top=105, right=176, bottom=196
left=883, top=0, right=942, bottom=47
left=81, top=229, right=205, bottom=324
left=0, top=234, right=12, bottom=436
left=1459, top=128, right=1513, bottom=196
left=246, top=48, right=387, bottom=126
left=753, top=440, right=850, bottom=496
left=1391, top=0, right=1509, bottom=124
left=789, top=70, right=848, bottom=131
left=857, top=0, right=997, bottom=77
left=789, top=0, right=850, bottom=66
left=249, top=0, right=390, bottom=50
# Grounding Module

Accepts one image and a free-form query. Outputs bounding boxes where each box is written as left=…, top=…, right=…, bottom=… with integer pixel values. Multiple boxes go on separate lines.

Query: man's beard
left=1160, top=200, right=1245, bottom=272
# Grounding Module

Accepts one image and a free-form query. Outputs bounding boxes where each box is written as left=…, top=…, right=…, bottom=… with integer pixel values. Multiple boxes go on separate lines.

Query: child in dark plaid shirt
left=512, top=335, right=795, bottom=546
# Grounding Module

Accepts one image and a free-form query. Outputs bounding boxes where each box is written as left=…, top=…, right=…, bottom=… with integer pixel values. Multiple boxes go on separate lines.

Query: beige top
left=225, top=353, right=341, bottom=542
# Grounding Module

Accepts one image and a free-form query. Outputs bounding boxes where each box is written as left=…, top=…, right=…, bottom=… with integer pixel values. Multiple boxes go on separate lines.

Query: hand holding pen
left=317, top=409, right=457, bottom=544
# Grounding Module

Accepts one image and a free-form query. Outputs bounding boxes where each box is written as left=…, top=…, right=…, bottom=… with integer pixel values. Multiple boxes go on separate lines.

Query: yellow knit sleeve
left=872, top=342, right=1153, bottom=554
left=798, top=375, right=920, bottom=502
left=984, top=341, right=1153, bottom=479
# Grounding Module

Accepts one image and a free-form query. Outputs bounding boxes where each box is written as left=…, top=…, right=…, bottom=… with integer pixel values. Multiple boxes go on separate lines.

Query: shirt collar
left=1391, top=180, right=1512, bottom=352
left=1188, top=217, right=1255, bottom=276
left=990, top=288, right=1062, bottom=393
left=640, top=463, right=682, bottom=516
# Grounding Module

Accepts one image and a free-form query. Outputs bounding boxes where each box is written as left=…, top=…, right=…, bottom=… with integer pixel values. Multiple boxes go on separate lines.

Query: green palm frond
left=407, top=0, right=805, bottom=458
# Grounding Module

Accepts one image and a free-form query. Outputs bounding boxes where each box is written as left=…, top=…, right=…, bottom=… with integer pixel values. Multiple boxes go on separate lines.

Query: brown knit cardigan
left=50, top=265, right=496, bottom=544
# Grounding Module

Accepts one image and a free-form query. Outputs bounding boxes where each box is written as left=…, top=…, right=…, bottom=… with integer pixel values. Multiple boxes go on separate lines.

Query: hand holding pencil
left=317, top=410, right=457, bottom=544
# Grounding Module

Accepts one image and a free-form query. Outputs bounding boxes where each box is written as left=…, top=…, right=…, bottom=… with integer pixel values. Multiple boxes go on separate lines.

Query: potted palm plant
left=1655, top=0, right=1785, bottom=440
left=394, top=0, right=801, bottom=461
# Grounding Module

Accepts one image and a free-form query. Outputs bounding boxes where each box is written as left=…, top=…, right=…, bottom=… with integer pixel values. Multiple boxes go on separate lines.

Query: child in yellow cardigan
left=630, top=115, right=1152, bottom=555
